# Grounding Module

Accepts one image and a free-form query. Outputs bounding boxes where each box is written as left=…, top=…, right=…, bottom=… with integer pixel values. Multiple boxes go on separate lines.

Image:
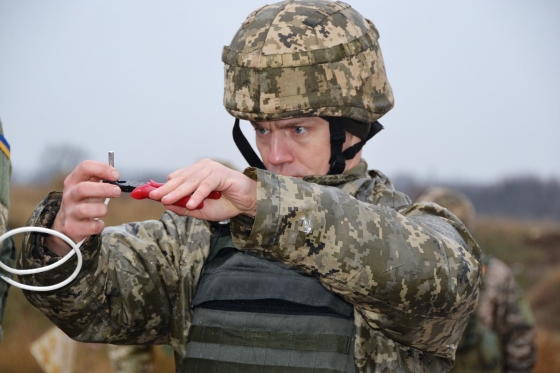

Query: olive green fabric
left=184, top=360, right=343, bottom=373
left=0, top=118, right=12, bottom=343
left=187, top=229, right=356, bottom=371
left=0, top=237, right=15, bottom=342
left=188, top=325, right=351, bottom=352
left=0, top=120, right=10, bottom=210
left=193, top=239, right=353, bottom=317
left=185, top=308, right=356, bottom=372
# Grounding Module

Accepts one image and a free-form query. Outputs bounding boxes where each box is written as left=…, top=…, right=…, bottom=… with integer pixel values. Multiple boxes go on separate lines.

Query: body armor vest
left=183, top=224, right=357, bottom=373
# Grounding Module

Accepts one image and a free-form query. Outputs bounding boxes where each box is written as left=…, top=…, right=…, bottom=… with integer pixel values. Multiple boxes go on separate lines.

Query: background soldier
left=416, top=187, right=536, bottom=373
left=107, top=344, right=153, bottom=373
left=0, top=118, right=15, bottom=343
left=19, top=1, right=481, bottom=372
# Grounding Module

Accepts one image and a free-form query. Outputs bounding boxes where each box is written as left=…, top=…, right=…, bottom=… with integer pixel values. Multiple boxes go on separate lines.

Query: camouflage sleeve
left=0, top=213, right=15, bottom=343
left=18, top=192, right=212, bottom=345
left=231, top=168, right=482, bottom=359
left=478, top=258, right=536, bottom=372
left=0, top=119, right=12, bottom=343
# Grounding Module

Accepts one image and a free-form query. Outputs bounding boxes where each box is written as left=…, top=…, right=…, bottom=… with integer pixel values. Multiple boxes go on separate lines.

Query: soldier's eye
left=293, top=126, right=307, bottom=134
left=255, top=128, right=269, bottom=135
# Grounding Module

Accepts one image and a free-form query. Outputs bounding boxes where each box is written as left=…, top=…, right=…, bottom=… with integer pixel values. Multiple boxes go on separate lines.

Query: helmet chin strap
left=327, top=117, right=384, bottom=175
left=232, top=118, right=383, bottom=174
left=233, top=118, right=266, bottom=169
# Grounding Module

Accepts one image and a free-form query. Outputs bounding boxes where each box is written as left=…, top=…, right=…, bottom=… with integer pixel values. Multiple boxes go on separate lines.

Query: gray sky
left=1, top=0, right=559, bottom=184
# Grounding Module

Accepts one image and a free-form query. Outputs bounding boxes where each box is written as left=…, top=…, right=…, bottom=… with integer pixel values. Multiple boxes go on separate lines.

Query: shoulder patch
left=0, top=135, right=10, bottom=160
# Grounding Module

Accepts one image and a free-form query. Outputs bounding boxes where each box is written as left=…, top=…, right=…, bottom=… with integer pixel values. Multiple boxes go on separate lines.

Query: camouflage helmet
left=415, top=187, right=476, bottom=230
left=222, top=0, right=394, bottom=124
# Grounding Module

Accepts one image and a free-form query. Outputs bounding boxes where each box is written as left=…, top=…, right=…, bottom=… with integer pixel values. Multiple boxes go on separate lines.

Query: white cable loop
left=0, top=227, right=83, bottom=292
left=0, top=197, right=110, bottom=292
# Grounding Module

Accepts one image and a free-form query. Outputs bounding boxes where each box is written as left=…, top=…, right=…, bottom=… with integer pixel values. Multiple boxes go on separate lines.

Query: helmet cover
left=223, top=0, right=394, bottom=124
left=416, top=187, right=476, bottom=230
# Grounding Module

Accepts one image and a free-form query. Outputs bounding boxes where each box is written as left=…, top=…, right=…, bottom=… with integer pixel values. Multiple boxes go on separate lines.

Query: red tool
left=104, top=179, right=221, bottom=209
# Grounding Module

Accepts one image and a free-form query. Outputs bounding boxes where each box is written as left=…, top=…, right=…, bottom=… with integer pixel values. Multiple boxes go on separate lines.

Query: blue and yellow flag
left=0, top=135, right=10, bottom=160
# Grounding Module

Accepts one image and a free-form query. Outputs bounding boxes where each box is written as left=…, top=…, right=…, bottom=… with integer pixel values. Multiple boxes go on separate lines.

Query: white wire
left=0, top=197, right=110, bottom=292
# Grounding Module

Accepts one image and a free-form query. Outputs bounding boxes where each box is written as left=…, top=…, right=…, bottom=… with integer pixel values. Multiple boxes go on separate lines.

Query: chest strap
left=183, top=308, right=356, bottom=373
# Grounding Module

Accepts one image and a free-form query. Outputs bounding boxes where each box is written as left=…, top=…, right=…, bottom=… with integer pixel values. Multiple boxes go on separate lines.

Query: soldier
left=416, top=187, right=536, bottom=373
left=0, top=118, right=15, bottom=343
left=18, top=1, right=481, bottom=372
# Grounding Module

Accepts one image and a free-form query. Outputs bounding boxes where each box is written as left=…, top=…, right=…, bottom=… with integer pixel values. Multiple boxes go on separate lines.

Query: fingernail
left=112, top=171, right=119, bottom=180
left=113, top=186, right=120, bottom=196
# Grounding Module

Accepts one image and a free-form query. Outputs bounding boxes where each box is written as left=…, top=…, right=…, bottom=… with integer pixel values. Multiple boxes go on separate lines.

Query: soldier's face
left=251, top=117, right=332, bottom=177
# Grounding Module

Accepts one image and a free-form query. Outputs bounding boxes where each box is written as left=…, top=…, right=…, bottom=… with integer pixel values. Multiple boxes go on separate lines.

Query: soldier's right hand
left=46, top=160, right=121, bottom=256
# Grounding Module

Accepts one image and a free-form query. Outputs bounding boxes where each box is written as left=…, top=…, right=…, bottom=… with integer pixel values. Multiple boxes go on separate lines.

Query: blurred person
left=0, top=118, right=15, bottom=344
left=18, top=1, right=482, bottom=372
left=416, top=187, right=536, bottom=373
left=107, top=344, right=153, bottom=373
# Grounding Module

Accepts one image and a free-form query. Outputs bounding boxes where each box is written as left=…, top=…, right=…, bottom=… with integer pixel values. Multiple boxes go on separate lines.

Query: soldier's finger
left=65, top=181, right=121, bottom=203
left=64, top=218, right=105, bottom=240
left=153, top=159, right=213, bottom=200
left=185, top=177, right=219, bottom=210
left=64, top=160, right=120, bottom=187
left=159, top=166, right=214, bottom=206
left=69, top=201, right=110, bottom=221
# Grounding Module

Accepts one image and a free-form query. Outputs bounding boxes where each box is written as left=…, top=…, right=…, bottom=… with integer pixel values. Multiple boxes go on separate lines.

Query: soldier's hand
left=47, top=161, right=121, bottom=256
left=150, top=159, right=257, bottom=221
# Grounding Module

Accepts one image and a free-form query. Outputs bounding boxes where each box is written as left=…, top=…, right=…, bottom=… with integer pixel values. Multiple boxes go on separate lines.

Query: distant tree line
left=395, top=175, right=560, bottom=222
left=14, top=144, right=560, bottom=222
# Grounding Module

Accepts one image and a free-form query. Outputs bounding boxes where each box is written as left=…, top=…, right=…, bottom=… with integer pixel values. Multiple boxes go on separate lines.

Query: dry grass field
left=1, top=178, right=560, bottom=372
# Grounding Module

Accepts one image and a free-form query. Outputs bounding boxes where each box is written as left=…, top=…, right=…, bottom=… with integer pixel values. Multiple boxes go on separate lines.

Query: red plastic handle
left=129, top=180, right=221, bottom=209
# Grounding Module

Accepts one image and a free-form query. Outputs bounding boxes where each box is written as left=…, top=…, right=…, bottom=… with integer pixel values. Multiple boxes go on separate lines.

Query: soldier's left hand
left=149, top=159, right=257, bottom=221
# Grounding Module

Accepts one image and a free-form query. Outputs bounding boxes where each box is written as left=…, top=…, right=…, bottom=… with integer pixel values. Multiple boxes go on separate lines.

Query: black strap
left=327, top=119, right=383, bottom=175
left=328, top=118, right=347, bottom=175
left=232, top=118, right=266, bottom=169
left=341, top=121, right=383, bottom=160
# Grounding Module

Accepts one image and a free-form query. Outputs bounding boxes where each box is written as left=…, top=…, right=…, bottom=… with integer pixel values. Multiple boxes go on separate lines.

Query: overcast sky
left=1, top=0, right=559, bottom=185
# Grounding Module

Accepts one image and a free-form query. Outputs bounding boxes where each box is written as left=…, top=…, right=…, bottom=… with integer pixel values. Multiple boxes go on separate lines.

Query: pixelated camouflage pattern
left=416, top=188, right=536, bottom=372
left=233, top=164, right=481, bottom=370
left=223, top=0, right=394, bottom=124
left=416, top=187, right=476, bottom=231
left=0, top=203, right=7, bottom=240
left=0, top=117, right=12, bottom=343
left=0, top=203, right=14, bottom=343
left=107, top=344, right=154, bottom=373
left=19, top=160, right=480, bottom=372
left=19, top=195, right=212, bottom=361
left=475, top=258, right=536, bottom=372
left=0, top=119, right=10, bottom=209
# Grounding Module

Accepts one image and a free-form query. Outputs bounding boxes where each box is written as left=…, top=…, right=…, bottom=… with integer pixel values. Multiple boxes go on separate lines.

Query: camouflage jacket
left=0, top=203, right=15, bottom=344
left=0, top=119, right=13, bottom=343
left=19, top=163, right=481, bottom=372
left=478, top=258, right=536, bottom=372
